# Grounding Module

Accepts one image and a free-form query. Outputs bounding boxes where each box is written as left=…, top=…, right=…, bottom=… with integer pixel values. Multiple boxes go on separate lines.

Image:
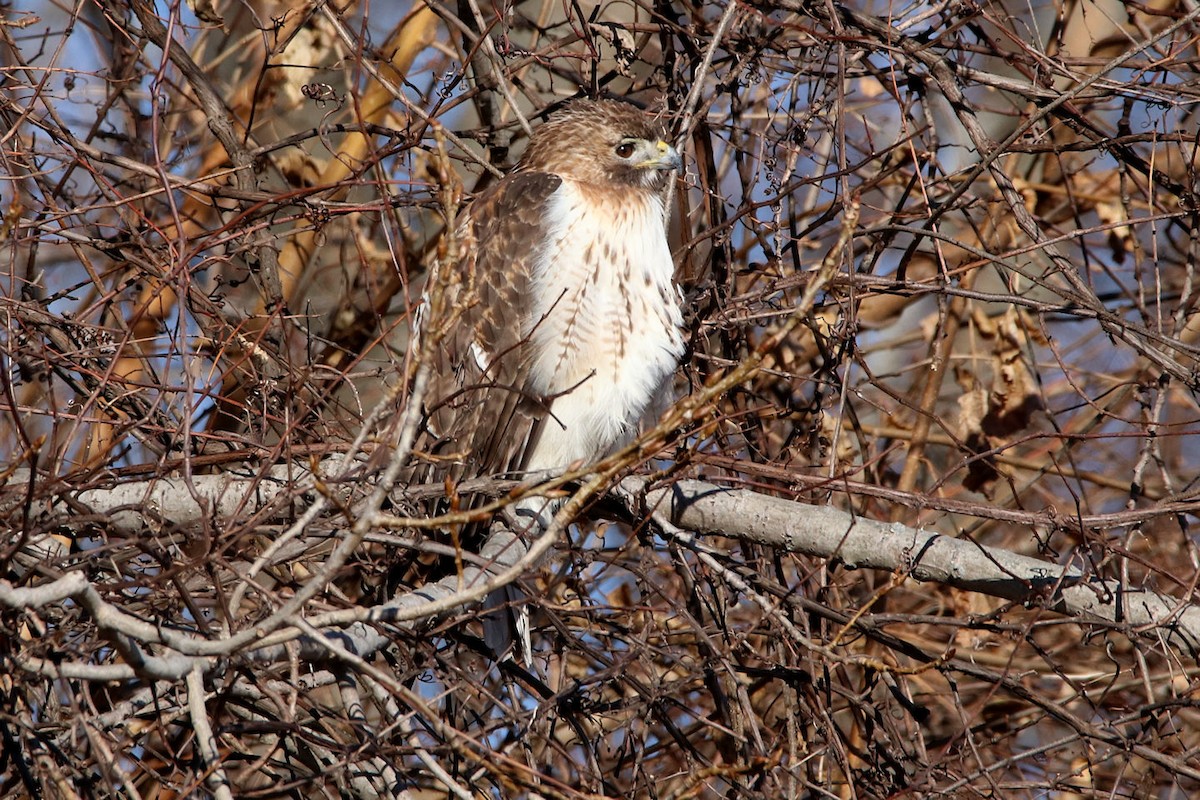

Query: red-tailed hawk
left=416, top=99, right=684, bottom=656
left=422, top=98, right=684, bottom=492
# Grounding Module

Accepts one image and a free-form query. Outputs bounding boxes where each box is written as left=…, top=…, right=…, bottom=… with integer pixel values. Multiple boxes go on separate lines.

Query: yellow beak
left=637, top=140, right=683, bottom=171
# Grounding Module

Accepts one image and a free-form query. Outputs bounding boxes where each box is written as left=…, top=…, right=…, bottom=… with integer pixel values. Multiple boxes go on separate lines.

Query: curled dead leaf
left=957, top=308, right=1044, bottom=495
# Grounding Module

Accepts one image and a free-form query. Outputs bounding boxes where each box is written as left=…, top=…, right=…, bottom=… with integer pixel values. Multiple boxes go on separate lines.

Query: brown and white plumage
left=420, top=99, right=685, bottom=493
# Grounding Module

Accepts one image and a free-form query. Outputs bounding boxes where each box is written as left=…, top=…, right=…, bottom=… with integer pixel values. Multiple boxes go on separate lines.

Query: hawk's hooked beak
left=636, top=139, right=683, bottom=171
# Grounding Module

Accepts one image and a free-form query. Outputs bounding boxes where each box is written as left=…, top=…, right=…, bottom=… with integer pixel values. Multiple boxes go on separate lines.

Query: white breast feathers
left=522, top=179, right=684, bottom=472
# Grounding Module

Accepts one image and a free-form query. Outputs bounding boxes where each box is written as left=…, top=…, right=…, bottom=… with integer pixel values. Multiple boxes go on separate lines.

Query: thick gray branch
left=630, top=478, right=1200, bottom=655
left=9, top=463, right=1199, bottom=677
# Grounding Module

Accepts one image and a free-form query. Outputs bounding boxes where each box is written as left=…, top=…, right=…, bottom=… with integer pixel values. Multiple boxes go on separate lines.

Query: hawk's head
left=519, top=99, right=681, bottom=192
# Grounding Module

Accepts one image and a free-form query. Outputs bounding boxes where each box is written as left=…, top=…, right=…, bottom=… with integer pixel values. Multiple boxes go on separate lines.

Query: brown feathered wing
left=420, top=171, right=564, bottom=485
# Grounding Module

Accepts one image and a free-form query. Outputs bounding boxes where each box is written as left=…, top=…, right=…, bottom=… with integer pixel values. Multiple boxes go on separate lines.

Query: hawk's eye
left=615, top=140, right=637, bottom=159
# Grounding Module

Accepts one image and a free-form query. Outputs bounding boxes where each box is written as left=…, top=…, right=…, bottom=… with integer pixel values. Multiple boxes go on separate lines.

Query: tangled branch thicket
left=3, top=0, right=1200, bottom=797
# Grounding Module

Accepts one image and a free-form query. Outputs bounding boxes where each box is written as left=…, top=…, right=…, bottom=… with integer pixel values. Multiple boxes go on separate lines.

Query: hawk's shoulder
left=467, top=171, right=563, bottom=241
